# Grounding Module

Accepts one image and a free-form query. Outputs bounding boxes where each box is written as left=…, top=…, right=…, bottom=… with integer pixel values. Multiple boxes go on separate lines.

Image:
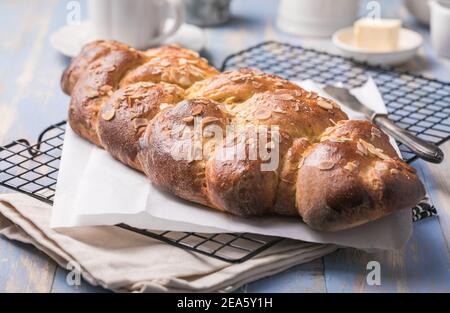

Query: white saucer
left=332, top=27, right=423, bottom=66
left=50, top=20, right=206, bottom=57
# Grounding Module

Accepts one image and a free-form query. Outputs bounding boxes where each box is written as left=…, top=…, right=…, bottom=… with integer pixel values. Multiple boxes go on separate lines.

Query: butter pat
left=353, top=18, right=401, bottom=52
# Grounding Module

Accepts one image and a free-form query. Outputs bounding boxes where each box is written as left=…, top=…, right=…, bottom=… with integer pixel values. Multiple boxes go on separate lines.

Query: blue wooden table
left=0, top=0, right=449, bottom=292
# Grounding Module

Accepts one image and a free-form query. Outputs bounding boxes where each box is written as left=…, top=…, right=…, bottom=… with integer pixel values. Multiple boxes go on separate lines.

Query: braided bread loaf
left=61, top=40, right=425, bottom=231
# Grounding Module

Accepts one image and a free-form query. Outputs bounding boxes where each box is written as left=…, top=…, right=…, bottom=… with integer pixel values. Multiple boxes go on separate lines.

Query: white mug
left=429, top=0, right=450, bottom=58
left=277, top=0, right=360, bottom=37
left=88, top=0, right=184, bottom=49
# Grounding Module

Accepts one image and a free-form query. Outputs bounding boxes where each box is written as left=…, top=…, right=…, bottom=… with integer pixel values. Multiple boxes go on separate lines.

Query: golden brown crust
left=206, top=127, right=280, bottom=216
left=62, top=40, right=426, bottom=231
left=121, top=45, right=219, bottom=88
left=66, top=42, right=144, bottom=146
left=296, top=120, right=424, bottom=231
left=62, top=42, right=218, bottom=147
left=139, top=98, right=228, bottom=206
left=186, top=68, right=300, bottom=105
left=97, top=82, right=185, bottom=171
left=232, top=89, right=348, bottom=140
left=61, top=40, right=132, bottom=95
left=275, top=137, right=310, bottom=215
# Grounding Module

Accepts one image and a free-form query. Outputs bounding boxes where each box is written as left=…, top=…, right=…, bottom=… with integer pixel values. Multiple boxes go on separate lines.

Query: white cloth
left=0, top=193, right=336, bottom=292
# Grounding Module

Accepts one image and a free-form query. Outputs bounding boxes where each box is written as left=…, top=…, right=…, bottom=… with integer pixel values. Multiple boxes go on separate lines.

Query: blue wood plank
left=51, top=266, right=110, bottom=293
left=0, top=0, right=60, bottom=293
left=241, top=258, right=326, bottom=293
left=418, top=142, right=450, bottom=252
left=0, top=0, right=61, bottom=144
left=324, top=215, right=450, bottom=292
left=0, top=236, right=56, bottom=292
left=5, top=0, right=72, bottom=143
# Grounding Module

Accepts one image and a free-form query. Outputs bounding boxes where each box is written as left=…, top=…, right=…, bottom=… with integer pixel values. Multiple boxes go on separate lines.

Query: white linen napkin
left=0, top=193, right=336, bottom=292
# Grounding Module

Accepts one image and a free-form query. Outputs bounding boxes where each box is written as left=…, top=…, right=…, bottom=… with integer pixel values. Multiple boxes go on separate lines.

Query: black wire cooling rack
left=222, top=41, right=450, bottom=163
left=0, top=121, right=282, bottom=263
left=0, top=41, right=447, bottom=263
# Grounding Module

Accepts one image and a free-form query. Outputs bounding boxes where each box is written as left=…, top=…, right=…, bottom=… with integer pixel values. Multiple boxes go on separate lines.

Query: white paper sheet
left=52, top=79, right=412, bottom=250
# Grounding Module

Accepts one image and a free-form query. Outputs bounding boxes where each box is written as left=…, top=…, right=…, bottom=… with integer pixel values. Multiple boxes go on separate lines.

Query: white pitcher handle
left=147, top=0, right=184, bottom=46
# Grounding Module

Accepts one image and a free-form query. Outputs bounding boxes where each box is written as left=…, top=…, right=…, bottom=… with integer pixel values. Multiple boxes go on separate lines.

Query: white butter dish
left=332, top=26, right=423, bottom=65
